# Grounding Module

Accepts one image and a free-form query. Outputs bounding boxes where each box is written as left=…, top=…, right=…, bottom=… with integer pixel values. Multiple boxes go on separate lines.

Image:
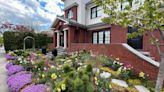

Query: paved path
left=0, top=47, right=9, bottom=92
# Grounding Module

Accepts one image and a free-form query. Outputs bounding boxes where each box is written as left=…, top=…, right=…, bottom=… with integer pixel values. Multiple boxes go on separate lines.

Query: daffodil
left=94, top=77, right=98, bottom=81
left=139, top=72, right=145, bottom=78
left=61, top=83, right=66, bottom=90
left=42, top=74, right=45, bottom=78
left=57, top=88, right=61, bottom=92
left=117, top=67, right=122, bottom=75
left=95, top=81, right=98, bottom=85
left=109, top=84, right=112, bottom=88
left=51, top=73, right=57, bottom=80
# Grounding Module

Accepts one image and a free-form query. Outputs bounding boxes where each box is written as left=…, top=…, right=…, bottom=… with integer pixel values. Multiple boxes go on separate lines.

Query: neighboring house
left=50, top=0, right=162, bottom=80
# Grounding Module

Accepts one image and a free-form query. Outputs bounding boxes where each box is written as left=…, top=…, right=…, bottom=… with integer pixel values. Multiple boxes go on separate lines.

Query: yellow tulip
left=51, top=73, right=57, bottom=80
left=61, top=84, right=66, bottom=90
left=94, top=77, right=98, bottom=81
left=57, top=88, right=61, bottom=92
left=139, top=72, right=145, bottom=78
left=42, top=74, right=45, bottom=78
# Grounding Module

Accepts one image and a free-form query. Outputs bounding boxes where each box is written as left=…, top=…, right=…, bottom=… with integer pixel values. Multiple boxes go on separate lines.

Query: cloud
left=0, top=0, right=64, bottom=31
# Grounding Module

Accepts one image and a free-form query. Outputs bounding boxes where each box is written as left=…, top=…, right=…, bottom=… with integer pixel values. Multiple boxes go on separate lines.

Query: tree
left=93, top=0, right=164, bottom=91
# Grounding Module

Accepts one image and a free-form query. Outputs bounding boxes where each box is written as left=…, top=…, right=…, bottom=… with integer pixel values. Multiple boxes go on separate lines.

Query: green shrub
left=86, top=64, right=92, bottom=73
left=3, top=31, right=52, bottom=51
left=63, top=64, right=73, bottom=73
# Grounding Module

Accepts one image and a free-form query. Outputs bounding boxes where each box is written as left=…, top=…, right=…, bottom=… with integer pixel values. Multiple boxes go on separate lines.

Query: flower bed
left=5, top=50, right=159, bottom=92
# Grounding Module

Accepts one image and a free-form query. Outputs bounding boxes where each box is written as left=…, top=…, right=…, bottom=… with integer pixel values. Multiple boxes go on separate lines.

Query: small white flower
left=51, top=65, right=55, bottom=68
left=123, top=67, right=127, bottom=70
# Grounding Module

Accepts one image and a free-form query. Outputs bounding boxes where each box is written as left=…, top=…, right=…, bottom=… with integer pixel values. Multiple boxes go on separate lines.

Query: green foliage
left=120, top=70, right=133, bottom=81
left=98, top=78, right=110, bottom=92
left=94, top=0, right=164, bottom=38
left=63, top=64, right=73, bottom=73
left=86, top=64, right=93, bottom=73
left=3, top=31, right=52, bottom=51
left=0, top=36, right=3, bottom=44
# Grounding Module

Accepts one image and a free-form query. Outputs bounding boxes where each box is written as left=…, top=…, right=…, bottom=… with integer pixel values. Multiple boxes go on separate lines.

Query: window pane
left=105, top=31, right=110, bottom=44
left=91, top=7, right=97, bottom=12
left=97, top=10, right=102, bottom=17
left=99, top=31, right=104, bottom=44
left=93, top=32, right=97, bottom=44
left=97, top=6, right=101, bottom=11
left=68, top=10, right=73, bottom=19
left=91, top=12, right=96, bottom=19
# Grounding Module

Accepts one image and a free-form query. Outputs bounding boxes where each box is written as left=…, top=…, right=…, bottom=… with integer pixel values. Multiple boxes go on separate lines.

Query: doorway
left=59, top=31, right=64, bottom=47
left=127, top=27, right=143, bottom=49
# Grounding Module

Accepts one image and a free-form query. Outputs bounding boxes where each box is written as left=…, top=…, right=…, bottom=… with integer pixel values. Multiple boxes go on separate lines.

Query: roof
left=51, top=16, right=87, bottom=29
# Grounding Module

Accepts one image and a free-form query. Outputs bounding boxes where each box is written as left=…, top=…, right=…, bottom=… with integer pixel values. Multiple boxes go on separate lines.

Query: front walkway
left=0, top=47, right=9, bottom=92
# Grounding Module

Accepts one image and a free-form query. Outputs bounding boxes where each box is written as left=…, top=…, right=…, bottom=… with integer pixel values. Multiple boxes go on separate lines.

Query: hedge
left=3, top=31, right=53, bottom=51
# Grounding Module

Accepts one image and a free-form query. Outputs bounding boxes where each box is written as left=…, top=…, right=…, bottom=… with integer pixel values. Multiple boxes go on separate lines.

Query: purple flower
left=7, top=71, right=32, bottom=92
left=7, top=65, right=24, bottom=76
left=5, top=54, right=17, bottom=60
left=6, top=62, right=14, bottom=69
left=22, top=84, right=47, bottom=92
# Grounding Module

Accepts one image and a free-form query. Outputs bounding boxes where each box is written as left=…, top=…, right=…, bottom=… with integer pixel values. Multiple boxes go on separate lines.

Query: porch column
left=63, top=28, right=68, bottom=49
left=56, top=30, right=60, bottom=48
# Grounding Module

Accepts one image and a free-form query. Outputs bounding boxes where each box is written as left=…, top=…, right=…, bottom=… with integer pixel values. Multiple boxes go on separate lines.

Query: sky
left=0, top=0, right=64, bottom=31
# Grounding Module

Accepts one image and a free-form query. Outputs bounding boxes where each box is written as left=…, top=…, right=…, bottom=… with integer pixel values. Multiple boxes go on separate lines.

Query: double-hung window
left=91, top=6, right=102, bottom=19
left=93, top=31, right=110, bottom=44
left=93, top=32, right=98, bottom=44
left=67, top=9, right=73, bottom=19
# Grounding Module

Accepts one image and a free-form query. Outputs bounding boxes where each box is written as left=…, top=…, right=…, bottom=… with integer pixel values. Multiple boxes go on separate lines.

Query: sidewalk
left=0, top=47, right=9, bottom=92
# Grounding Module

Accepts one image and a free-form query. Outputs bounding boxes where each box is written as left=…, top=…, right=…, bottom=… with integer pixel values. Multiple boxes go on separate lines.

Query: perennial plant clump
left=21, top=84, right=47, bottom=92
left=6, top=62, right=14, bottom=69
left=7, top=65, right=24, bottom=76
left=7, top=71, right=32, bottom=92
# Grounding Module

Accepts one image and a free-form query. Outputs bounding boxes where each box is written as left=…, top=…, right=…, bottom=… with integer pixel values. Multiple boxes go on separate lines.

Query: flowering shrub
left=7, top=65, right=24, bottom=76
left=21, top=84, right=47, bottom=92
left=7, top=71, right=32, bottom=92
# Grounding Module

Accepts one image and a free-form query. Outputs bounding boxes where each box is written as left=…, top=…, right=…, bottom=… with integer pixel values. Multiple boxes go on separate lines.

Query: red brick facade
left=49, top=15, right=163, bottom=81
left=67, top=43, right=158, bottom=80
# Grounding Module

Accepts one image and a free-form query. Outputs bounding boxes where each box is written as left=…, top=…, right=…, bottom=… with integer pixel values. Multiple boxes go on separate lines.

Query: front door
left=127, top=27, right=143, bottom=49
left=60, top=31, right=64, bottom=47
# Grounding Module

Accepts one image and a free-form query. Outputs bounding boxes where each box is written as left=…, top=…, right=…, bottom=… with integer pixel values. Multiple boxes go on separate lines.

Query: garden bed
left=5, top=50, right=158, bottom=92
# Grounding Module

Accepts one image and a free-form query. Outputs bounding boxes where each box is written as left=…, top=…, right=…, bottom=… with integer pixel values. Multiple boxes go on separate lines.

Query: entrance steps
left=57, top=47, right=66, bottom=55
left=138, top=51, right=155, bottom=60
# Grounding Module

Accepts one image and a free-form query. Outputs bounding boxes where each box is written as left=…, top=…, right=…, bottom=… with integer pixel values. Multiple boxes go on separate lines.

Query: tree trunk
left=155, top=53, right=164, bottom=92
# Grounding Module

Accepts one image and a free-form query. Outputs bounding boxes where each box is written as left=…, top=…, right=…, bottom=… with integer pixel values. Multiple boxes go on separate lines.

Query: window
left=67, top=9, right=73, bottom=19
left=91, top=6, right=102, bottom=19
left=99, top=31, right=104, bottom=44
left=93, top=31, right=110, bottom=44
left=93, top=32, right=97, bottom=44
left=105, top=31, right=110, bottom=44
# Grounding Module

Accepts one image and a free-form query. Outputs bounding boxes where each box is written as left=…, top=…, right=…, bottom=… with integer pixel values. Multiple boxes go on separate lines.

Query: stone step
left=139, top=51, right=151, bottom=57
left=135, top=85, right=150, bottom=92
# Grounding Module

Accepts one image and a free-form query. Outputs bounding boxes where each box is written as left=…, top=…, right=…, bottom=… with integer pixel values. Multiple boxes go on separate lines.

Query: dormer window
left=91, top=6, right=102, bottom=19
left=67, top=9, right=73, bottom=19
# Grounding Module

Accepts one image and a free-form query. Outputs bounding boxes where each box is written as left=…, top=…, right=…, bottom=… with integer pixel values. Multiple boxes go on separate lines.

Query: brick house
left=50, top=0, right=163, bottom=80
